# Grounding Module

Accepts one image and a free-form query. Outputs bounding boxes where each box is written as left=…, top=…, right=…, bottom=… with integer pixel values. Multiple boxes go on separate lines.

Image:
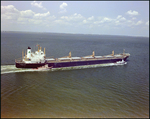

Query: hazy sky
left=1, top=1, right=149, bottom=37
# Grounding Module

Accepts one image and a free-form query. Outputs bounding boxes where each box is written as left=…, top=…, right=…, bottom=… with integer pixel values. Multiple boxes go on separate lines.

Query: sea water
left=1, top=32, right=149, bottom=118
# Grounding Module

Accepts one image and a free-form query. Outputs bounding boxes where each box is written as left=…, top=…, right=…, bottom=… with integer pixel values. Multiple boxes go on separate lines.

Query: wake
left=1, top=65, right=49, bottom=74
left=1, top=63, right=126, bottom=74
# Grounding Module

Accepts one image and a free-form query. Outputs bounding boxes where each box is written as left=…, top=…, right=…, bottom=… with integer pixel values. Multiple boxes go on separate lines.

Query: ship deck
left=46, top=53, right=130, bottom=63
left=15, top=53, right=130, bottom=64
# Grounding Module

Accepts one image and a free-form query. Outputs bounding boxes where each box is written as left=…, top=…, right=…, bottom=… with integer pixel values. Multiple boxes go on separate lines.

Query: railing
left=15, top=59, right=23, bottom=63
left=46, top=54, right=128, bottom=63
left=15, top=57, right=34, bottom=63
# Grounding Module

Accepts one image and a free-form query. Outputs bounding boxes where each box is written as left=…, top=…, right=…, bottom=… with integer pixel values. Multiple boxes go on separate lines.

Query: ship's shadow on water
left=1, top=32, right=149, bottom=118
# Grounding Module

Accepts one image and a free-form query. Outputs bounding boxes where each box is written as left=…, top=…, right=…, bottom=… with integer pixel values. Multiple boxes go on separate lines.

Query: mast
left=22, top=50, right=24, bottom=60
left=25, top=51, right=27, bottom=61
left=38, top=44, right=40, bottom=52
left=123, top=49, right=125, bottom=54
left=44, top=48, right=45, bottom=54
left=92, top=51, right=95, bottom=57
left=69, top=51, right=71, bottom=58
left=112, top=50, right=114, bottom=56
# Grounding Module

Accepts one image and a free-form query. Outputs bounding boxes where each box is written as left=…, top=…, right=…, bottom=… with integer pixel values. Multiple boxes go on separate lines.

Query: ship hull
left=16, top=62, right=46, bottom=68
left=47, top=57, right=128, bottom=68
left=15, top=56, right=129, bottom=68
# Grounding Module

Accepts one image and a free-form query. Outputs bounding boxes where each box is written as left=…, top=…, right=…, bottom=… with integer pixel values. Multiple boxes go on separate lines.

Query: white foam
left=1, top=65, right=50, bottom=74
left=1, top=62, right=127, bottom=74
left=49, top=62, right=127, bottom=71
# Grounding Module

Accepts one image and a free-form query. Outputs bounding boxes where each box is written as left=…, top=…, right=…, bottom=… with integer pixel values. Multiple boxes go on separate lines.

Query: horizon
left=1, top=30, right=149, bottom=38
left=1, top=1, right=149, bottom=37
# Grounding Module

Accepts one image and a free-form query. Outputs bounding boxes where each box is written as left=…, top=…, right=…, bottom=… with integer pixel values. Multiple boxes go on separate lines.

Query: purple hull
left=47, top=57, right=128, bottom=68
left=16, top=62, right=46, bottom=68
left=15, top=56, right=129, bottom=68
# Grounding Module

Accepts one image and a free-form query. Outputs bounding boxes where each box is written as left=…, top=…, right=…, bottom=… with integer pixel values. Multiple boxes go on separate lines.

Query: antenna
left=123, top=49, right=125, bottom=54
left=22, top=50, right=24, bottom=60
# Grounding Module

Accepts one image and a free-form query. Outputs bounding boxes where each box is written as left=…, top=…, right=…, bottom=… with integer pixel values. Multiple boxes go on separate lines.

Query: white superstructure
left=27, top=47, right=31, bottom=59
left=22, top=45, right=46, bottom=63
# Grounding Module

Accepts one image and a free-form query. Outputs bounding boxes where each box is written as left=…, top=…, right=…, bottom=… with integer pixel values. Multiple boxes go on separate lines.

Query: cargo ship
left=15, top=44, right=130, bottom=69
